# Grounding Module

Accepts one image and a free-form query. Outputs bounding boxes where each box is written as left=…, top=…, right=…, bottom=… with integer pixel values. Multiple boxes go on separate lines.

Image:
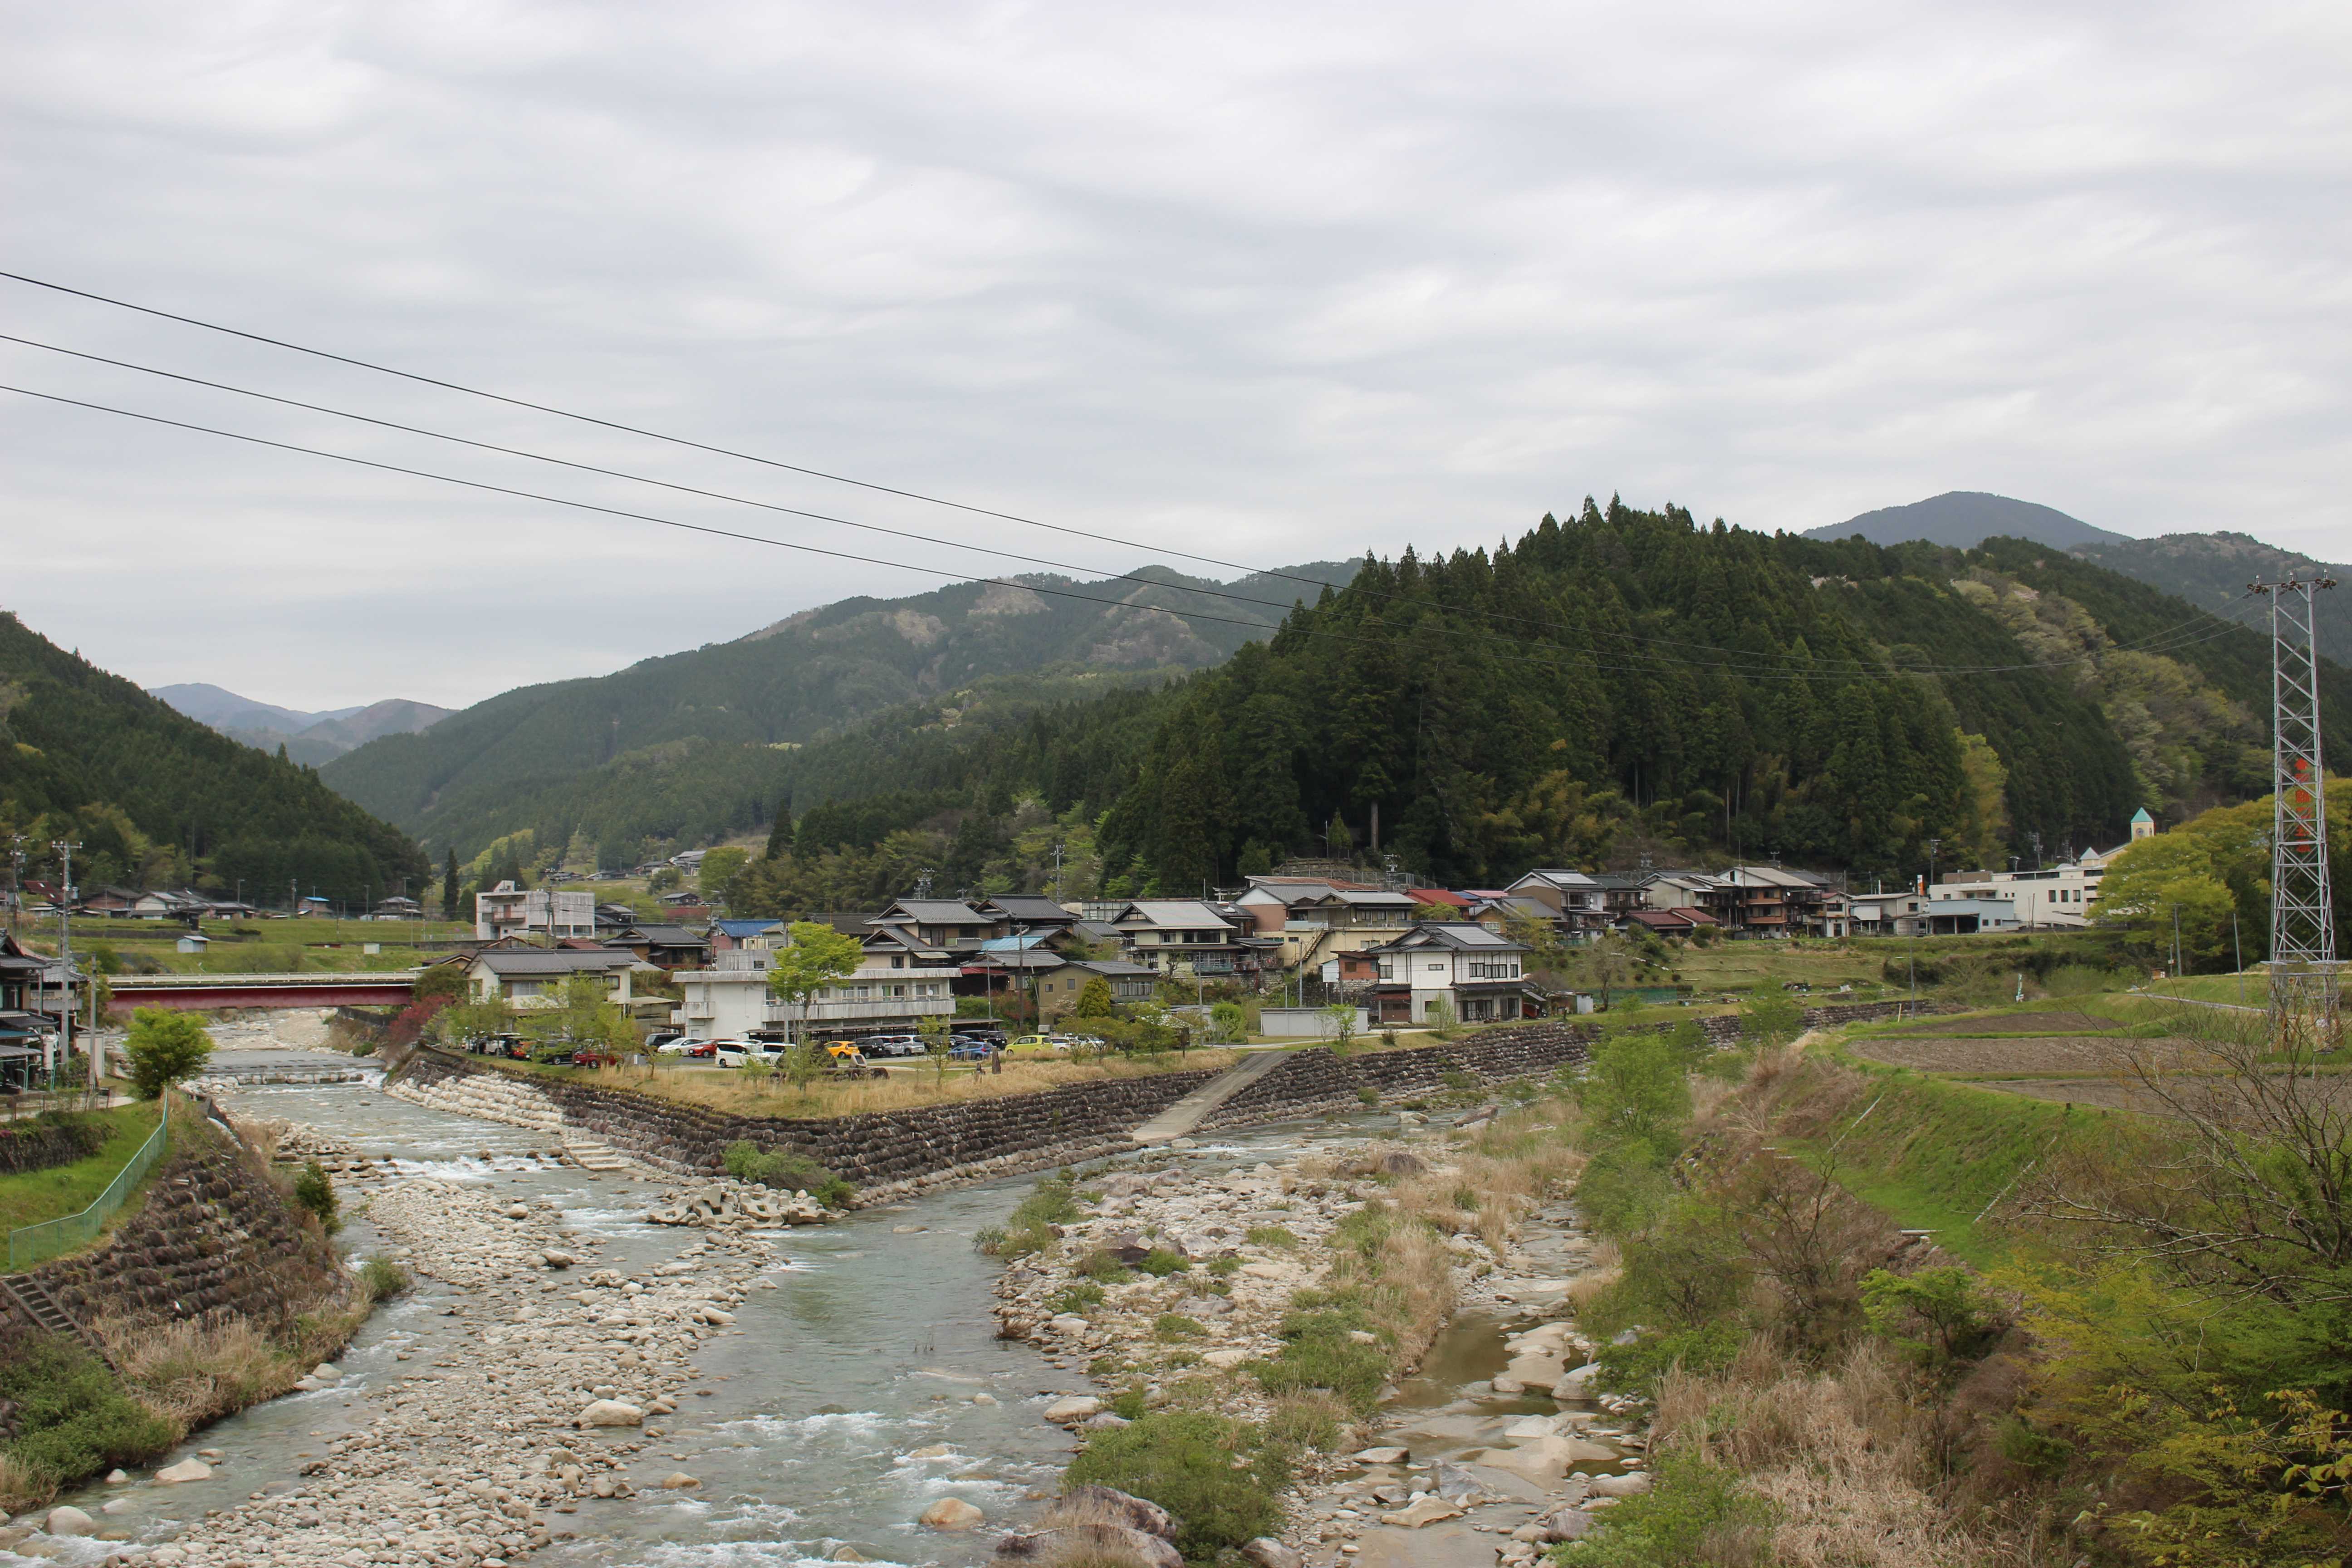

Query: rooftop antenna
left=2251, top=576, right=2340, bottom=1051
left=912, top=869, right=934, bottom=901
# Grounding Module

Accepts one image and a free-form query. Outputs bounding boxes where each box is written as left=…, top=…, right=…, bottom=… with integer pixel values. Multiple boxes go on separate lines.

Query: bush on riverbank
left=974, top=1169, right=1081, bottom=1258
left=0, top=1337, right=174, bottom=1505
left=720, top=1141, right=854, bottom=1208
left=1065, top=1410, right=1288, bottom=1561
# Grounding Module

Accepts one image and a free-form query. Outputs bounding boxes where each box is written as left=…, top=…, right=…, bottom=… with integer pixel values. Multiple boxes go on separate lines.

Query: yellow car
left=1007, top=1034, right=1052, bottom=1052
left=825, top=1041, right=867, bottom=1065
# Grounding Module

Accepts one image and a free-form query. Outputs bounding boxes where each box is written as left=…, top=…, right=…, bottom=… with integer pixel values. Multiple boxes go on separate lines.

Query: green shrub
left=980, top=1172, right=1082, bottom=1258
left=1245, top=1225, right=1300, bottom=1249
left=1154, top=1313, right=1207, bottom=1341
left=291, top=1160, right=338, bottom=1232
left=1206, top=1255, right=1241, bottom=1276
left=0, top=1337, right=175, bottom=1490
left=1861, top=1266, right=2009, bottom=1375
left=1078, top=1252, right=1136, bottom=1283
left=360, top=1255, right=409, bottom=1300
left=1451, top=1185, right=1481, bottom=1211
left=1065, top=1411, right=1289, bottom=1559
left=1252, top=1308, right=1391, bottom=1414
left=1052, top=1282, right=1106, bottom=1314
left=1357, top=1086, right=1381, bottom=1107
left=1551, top=1452, right=1774, bottom=1567
left=1136, top=1248, right=1191, bottom=1277
left=1110, top=1385, right=1150, bottom=1420
left=720, top=1141, right=855, bottom=1208
left=1591, top=1323, right=1744, bottom=1401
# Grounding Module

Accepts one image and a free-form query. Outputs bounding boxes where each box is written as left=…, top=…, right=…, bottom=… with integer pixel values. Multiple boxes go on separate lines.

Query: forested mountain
left=716, top=500, right=2351, bottom=911
left=2068, top=530, right=2351, bottom=666
left=322, top=560, right=1359, bottom=862
left=154, top=685, right=454, bottom=766
left=1806, top=491, right=2126, bottom=550
left=0, top=614, right=428, bottom=903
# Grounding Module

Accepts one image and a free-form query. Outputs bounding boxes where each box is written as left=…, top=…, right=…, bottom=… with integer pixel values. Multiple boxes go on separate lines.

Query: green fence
left=6, top=1105, right=170, bottom=1270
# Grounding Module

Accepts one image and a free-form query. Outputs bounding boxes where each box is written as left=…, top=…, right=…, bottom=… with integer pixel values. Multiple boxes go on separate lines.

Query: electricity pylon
left=2252, top=574, right=2340, bottom=1053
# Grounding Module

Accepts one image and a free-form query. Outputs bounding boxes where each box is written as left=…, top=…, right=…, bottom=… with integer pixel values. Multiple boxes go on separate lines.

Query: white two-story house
left=672, top=949, right=959, bottom=1041
left=1362, top=923, right=1538, bottom=1026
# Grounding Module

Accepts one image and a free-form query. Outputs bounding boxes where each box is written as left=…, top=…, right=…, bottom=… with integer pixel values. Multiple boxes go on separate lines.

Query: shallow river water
left=23, top=1076, right=1396, bottom=1568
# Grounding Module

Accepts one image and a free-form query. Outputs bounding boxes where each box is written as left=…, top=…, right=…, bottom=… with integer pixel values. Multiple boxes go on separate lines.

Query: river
left=18, top=1071, right=1396, bottom=1568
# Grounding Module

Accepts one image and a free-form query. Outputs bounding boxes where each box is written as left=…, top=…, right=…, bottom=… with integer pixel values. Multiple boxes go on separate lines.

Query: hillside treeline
left=709, top=501, right=2337, bottom=907
left=334, top=501, right=2340, bottom=902
left=0, top=614, right=428, bottom=905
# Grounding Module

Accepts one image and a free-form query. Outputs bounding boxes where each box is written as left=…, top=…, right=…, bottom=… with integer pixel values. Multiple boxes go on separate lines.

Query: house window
left=1378, top=958, right=1394, bottom=980
left=891, top=956, right=904, bottom=969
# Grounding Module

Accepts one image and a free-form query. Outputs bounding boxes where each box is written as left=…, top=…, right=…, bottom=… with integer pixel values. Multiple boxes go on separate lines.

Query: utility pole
left=51, top=841, right=80, bottom=1100
left=1051, top=842, right=1065, bottom=906
left=2251, top=575, right=2340, bottom=1052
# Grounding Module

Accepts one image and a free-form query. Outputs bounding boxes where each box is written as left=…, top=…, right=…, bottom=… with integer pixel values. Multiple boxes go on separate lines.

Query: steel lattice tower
left=2254, top=574, right=2339, bottom=1048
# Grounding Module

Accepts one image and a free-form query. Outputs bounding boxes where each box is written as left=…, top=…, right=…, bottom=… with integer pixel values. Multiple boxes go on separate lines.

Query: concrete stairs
left=1130, top=1049, right=1295, bottom=1145
left=562, top=1134, right=636, bottom=1173
left=2, top=1273, right=114, bottom=1367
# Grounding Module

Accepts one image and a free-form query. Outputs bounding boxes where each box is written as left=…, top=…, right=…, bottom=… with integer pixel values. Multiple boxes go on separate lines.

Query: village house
left=1108, top=900, right=1279, bottom=981
left=475, top=882, right=596, bottom=942
left=671, top=948, right=958, bottom=1041
left=1362, top=922, right=1539, bottom=1025
left=1036, top=957, right=1158, bottom=1016
left=464, top=947, right=656, bottom=1009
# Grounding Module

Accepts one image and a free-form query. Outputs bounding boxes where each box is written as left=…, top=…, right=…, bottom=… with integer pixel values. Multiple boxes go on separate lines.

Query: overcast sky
left=4, top=2, right=2347, bottom=711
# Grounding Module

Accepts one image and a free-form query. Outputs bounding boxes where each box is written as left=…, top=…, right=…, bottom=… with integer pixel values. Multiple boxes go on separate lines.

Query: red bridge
left=107, top=972, right=420, bottom=1013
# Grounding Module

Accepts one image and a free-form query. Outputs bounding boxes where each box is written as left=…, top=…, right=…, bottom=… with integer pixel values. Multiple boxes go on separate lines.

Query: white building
left=463, top=948, right=656, bottom=1008
left=474, top=882, right=597, bottom=941
left=1362, top=922, right=1537, bottom=1025
left=672, top=950, right=959, bottom=1041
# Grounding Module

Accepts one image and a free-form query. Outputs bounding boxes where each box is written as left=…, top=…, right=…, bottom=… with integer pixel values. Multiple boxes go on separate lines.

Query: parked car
left=862, top=1034, right=923, bottom=1058
left=644, top=1030, right=686, bottom=1053
left=713, top=1041, right=781, bottom=1069
left=824, top=1042, right=868, bottom=1066
left=1007, top=1034, right=1052, bottom=1052
left=947, top=1039, right=995, bottom=1061
left=680, top=1038, right=718, bottom=1060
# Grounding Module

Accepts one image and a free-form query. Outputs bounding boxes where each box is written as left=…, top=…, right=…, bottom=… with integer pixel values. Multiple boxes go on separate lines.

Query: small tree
left=440, top=848, right=461, bottom=921
left=919, top=1011, right=955, bottom=1083
left=413, top=964, right=467, bottom=1006
left=1581, top=932, right=1635, bottom=1009
left=292, top=1159, right=338, bottom=1232
left=122, top=1007, right=212, bottom=1098
left=1739, top=991, right=1803, bottom=1054
left=1073, top=976, right=1117, bottom=1019
left=1324, top=1001, right=1358, bottom=1054
left=765, top=921, right=866, bottom=1045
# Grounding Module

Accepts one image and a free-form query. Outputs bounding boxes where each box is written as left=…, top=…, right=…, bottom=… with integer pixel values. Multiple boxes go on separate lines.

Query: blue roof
left=2130, top=808, right=2154, bottom=823
left=711, top=918, right=782, bottom=937
left=979, top=933, right=1051, bottom=951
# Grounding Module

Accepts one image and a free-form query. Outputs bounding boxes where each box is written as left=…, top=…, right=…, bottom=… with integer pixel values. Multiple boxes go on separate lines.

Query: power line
left=0, top=270, right=2259, bottom=678
left=5, top=377, right=2195, bottom=691
left=0, top=331, right=2258, bottom=679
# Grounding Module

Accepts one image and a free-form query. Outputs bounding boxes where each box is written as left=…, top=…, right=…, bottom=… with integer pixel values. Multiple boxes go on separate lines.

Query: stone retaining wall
left=400, top=1051, right=1221, bottom=1199
left=3, top=1122, right=345, bottom=1345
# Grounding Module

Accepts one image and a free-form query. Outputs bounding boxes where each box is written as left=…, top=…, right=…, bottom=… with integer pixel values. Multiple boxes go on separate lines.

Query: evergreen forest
left=713, top=501, right=2349, bottom=910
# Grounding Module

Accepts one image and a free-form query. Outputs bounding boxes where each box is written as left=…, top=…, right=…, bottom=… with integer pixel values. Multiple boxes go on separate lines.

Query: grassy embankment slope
left=0, top=1102, right=165, bottom=1244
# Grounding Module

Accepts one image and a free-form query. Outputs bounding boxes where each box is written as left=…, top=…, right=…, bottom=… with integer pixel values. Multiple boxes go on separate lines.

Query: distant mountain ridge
left=3, top=617, right=425, bottom=903
left=1802, top=495, right=2348, bottom=666
left=154, top=683, right=451, bottom=766
left=2070, top=531, right=2352, bottom=667
left=1805, top=491, right=2127, bottom=550
left=320, top=559, right=1362, bottom=861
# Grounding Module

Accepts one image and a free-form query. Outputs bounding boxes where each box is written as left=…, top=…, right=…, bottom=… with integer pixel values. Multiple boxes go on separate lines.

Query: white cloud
left=1, top=0, right=2346, bottom=708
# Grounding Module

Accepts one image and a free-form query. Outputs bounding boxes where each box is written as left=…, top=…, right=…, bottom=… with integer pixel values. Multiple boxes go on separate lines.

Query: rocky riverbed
left=990, top=1121, right=1647, bottom=1568
left=3, top=1121, right=834, bottom=1568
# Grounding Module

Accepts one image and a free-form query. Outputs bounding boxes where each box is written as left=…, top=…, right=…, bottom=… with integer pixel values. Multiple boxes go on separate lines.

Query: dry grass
left=1020, top=1490, right=1179, bottom=1567
left=1658, top=1338, right=2016, bottom=1568
left=99, top=1284, right=369, bottom=1432
left=553, top=1049, right=1242, bottom=1120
